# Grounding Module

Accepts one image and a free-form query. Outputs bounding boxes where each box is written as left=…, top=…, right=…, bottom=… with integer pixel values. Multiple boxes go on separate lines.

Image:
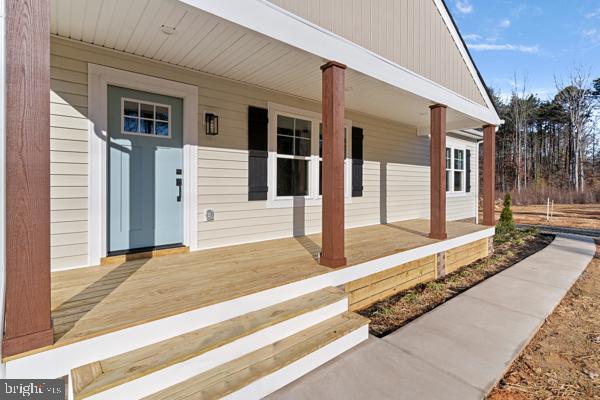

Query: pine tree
left=495, top=193, right=516, bottom=241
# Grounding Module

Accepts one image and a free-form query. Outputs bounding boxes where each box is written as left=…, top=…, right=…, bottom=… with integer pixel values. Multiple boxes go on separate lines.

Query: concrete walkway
left=268, top=234, right=596, bottom=400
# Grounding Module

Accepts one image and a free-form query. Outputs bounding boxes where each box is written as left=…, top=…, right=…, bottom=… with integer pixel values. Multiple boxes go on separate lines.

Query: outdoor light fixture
left=205, top=112, right=219, bottom=135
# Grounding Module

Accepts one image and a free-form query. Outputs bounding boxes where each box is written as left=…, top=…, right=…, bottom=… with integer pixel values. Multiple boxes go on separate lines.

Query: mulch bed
left=360, top=230, right=554, bottom=337
left=488, top=240, right=600, bottom=399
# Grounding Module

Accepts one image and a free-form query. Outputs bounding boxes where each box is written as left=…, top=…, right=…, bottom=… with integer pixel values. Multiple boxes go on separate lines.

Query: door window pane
left=124, top=101, right=139, bottom=117
left=140, top=103, right=154, bottom=119
left=121, top=99, right=170, bottom=137
left=139, top=119, right=154, bottom=134
left=155, top=105, right=169, bottom=121
left=124, top=117, right=138, bottom=133
left=155, top=121, right=169, bottom=136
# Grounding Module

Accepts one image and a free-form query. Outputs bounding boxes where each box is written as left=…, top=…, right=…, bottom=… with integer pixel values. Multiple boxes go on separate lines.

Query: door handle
left=176, top=178, right=182, bottom=202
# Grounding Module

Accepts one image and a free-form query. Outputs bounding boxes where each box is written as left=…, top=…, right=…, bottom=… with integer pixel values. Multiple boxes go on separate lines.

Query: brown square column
left=429, top=104, right=447, bottom=240
left=482, top=124, right=497, bottom=226
left=2, top=0, right=54, bottom=357
left=320, top=61, right=347, bottom=268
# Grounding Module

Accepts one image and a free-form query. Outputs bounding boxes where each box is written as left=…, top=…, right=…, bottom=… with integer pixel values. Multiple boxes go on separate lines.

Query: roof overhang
left=179, top=0, right=502, bottom=127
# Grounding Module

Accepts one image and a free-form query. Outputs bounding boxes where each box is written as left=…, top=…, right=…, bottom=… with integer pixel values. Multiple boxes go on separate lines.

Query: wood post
left=429, top=104, right=447, bottom=240
left=482, top=124, right=496, bottom=226
left=2, top=0, right=54, bottom=357
left=320, top=61, right=347, bottom=268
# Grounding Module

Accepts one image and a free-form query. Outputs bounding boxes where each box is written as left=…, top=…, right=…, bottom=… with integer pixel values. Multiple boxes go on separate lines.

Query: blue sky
left=448, top=0, right=600, bottom=102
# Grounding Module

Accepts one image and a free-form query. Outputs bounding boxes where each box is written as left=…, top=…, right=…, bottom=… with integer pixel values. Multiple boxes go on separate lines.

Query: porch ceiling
left=51, top=0, right=483, bottom=130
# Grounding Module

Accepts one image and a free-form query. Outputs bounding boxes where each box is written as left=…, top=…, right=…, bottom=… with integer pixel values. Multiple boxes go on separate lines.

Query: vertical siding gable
left=268, top=0, right=486, bottom=106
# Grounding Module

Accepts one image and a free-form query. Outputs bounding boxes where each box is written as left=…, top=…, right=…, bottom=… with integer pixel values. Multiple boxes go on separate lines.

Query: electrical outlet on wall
left=205, top=209, right=215, bottom=222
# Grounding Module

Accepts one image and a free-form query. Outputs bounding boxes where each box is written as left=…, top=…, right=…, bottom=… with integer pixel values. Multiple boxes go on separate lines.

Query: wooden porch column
left=2, top=0, right=53, bottom=357
left=429, top=104, right=447, bottom=240
left=320, top=61, right=347, bottom=268
left=482, top=124, right=497, bottom=226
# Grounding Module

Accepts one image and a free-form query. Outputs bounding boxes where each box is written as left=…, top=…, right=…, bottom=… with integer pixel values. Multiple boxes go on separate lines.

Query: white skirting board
left=5, top=228, right=493, bottom=380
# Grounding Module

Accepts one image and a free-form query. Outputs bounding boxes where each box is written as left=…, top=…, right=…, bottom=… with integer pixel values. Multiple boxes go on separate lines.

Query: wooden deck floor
left=50, top=219, right=486, bottom=351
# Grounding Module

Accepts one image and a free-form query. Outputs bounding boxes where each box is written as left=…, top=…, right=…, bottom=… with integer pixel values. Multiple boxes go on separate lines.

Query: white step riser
left=223, top=324, right=369, bottom=400
left=85, top=298, right=349, bottom=400
left=4, top=274, right=334, bottom=379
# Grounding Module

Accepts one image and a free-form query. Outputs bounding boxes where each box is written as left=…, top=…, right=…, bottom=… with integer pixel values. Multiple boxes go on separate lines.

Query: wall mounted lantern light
left=205, top=112, right=219, bottom=135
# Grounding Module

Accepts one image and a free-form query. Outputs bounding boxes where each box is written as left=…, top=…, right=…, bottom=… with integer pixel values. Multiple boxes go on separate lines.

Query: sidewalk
left=268, top=234, right=596, bottom=400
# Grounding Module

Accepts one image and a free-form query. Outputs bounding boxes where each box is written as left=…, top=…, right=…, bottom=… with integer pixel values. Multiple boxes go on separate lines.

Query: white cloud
left=454, top=0, right=473, bottom=15
left=582, top=28, right=600, bottom=43
left=499, top=19, right=511, bottom=28
left=585, top=8, right=600, bottom=19
left=463, top=33, right=482, bottom=42
left=467, top=43, right=540, bottom=53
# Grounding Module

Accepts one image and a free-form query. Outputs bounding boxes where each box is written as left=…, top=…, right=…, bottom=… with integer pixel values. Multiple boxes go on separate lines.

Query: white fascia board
left=179, top=0, right=502, bottom=126
left=416, top=119, right=482, bottom=136
left=448, top=129, right=484, bottom=140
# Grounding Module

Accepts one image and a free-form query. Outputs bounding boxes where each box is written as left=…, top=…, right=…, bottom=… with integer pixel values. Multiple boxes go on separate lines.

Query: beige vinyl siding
left=49, top=37, right=478, bottom=269
left=268, top=0, right=486, bottom=106
left=50, top=55, right=89, bottom=270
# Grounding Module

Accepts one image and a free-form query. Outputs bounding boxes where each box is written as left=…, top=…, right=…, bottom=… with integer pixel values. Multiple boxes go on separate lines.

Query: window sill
left=266, top=196, right=353, bottom=209
left=446, top=191, right=470, bottom=198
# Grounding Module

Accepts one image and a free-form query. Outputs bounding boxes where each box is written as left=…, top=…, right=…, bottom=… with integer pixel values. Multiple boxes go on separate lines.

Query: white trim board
left=180, top=0, right=501, bottom=126
left=5, top=227, right=493, bottom=379
left=87, top=64, right=199, bottom=267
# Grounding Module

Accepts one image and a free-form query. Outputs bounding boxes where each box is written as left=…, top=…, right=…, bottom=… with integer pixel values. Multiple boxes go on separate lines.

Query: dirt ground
left=360, top=230, right=553, bottom=337
left=502, top=203, right=600, bottom=231
left=488, top=242, right=600, bottom=399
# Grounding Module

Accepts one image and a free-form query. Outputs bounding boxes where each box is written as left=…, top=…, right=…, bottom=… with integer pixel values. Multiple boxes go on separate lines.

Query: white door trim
left=88, top=64, right=198, bottom=266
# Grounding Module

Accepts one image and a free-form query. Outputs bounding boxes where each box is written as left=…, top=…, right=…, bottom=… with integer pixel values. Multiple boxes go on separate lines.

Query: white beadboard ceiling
left=50, top=0, right=480, bottom=130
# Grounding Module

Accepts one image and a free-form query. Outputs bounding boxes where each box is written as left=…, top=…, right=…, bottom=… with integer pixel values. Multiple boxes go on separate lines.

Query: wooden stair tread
left=144, top=312, right=369, bottom=400
left=72, top=287, right=346, bottom=399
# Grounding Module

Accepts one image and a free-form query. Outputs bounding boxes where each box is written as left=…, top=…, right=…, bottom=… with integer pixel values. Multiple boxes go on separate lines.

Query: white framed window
left=446, top=145, right=466, bottom=194
left=267, top=103, right=352, bottom=207
left=121, top=97, right=171, bottom=137
left=276, top=115, right=312, bottom=197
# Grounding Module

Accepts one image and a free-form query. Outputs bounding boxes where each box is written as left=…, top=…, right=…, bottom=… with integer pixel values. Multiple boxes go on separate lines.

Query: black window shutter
left=465, top=149, right=472, bottom=193
left=351, top=127, right=364, bottom=197
left=248, top=106, right=268, bottom=201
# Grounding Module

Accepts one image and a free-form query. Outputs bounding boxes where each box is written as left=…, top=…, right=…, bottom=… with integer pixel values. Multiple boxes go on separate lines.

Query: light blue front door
left=107, top=85, right=184, bottom=254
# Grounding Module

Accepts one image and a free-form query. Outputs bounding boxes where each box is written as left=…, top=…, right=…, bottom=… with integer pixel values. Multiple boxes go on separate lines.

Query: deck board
left=47, top=219, right=486, bottom=351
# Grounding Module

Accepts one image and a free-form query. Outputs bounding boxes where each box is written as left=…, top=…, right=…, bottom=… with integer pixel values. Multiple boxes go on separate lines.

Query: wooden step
left=144, top=312, right=369, bottom=400
left=72, top=287, right=347, bottom=399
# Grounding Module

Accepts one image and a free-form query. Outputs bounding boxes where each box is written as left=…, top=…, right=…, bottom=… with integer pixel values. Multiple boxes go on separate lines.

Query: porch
left=44, top=219, right=490, bottom=355
left=4, top=0, right=500, bottom=374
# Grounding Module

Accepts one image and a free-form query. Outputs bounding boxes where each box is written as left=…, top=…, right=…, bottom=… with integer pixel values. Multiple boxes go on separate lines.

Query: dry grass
left=360, top=230, right=553, bottom=337
left=503, top=203, right=600, bottom=231
left=488, top=241, right=600, bottom=399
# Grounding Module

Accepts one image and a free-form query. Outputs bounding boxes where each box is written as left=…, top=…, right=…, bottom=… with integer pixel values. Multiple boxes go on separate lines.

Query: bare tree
left=555, top=67, right=594, bottom=192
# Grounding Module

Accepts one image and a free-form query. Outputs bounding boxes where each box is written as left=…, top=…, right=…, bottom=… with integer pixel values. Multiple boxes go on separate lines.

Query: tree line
left=489, top=69, right=600, bottom=204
